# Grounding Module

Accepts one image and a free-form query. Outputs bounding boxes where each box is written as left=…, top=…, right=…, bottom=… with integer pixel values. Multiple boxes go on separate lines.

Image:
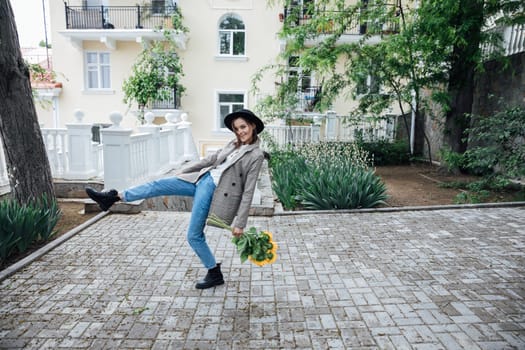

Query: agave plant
left=269, top=142, right=388, bottom=210
left=269, top=150, right=307, bottom=210
left=297, top=163, right=388, bottom=210
left=0, top=195, right=61, bottom=264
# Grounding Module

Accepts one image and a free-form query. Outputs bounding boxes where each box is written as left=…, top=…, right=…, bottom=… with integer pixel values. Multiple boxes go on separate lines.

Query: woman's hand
left=232, top=227, right=244, bottom=238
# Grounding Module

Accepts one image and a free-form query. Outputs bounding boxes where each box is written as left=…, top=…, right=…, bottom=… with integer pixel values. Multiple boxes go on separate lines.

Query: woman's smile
left=232, top=117, right=256, bottom=145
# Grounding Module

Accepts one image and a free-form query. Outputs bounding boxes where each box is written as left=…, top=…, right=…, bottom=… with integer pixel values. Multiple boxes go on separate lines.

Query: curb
left=273, top=201, right=525, bottom=216
left=0, top=211, right=109, bottom=283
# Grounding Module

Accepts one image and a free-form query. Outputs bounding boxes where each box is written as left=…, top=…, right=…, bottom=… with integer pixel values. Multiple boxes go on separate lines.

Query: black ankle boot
left=195, top=263, right=224, bottom=289
left=85, top=187, right=120, bottom=211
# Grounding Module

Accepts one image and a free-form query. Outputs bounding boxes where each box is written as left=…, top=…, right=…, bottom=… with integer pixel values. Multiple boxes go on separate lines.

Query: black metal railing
left=149, top=86, right=180, bottom=110
left=283, top=5, right=400, bottom=36
left=65, top=4, right=178, bottom=30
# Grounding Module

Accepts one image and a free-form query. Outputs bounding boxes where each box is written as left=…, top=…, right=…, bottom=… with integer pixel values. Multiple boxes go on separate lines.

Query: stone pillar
left=64, top=109, right=96, bottom=179
left=100, top=112, right=133, bottom=190
left=177, top=112, right=199, bottom=161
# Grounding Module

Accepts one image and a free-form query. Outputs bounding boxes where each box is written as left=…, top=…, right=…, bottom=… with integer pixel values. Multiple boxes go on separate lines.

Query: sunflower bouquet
left=207, top=214, right=278, bottom=267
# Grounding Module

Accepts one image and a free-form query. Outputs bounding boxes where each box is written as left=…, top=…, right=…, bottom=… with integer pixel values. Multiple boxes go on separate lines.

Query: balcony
left=149, top=86, right=181, bottom=111
left=282, top=5, right=399, bottom=46
left=60, top=4, right=187, bottom=50
left=296, top=86, right=322, bottom=113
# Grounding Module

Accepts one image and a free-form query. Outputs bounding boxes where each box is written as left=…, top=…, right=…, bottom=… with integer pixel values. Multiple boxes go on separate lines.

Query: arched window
left=218, top=14, right=245, bottom=56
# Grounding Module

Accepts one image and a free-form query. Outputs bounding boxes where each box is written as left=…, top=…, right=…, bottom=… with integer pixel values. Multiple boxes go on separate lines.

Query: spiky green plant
left=0, top=195, right=61, bottom=264
left=269, top=142, right=388, bottom=210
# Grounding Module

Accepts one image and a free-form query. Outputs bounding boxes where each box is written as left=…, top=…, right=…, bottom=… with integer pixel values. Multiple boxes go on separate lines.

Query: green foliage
left=454, top=190, right=490, bottom=204
left=296, top=165, right=388, bottom=210
left=123, top=13, right=187, bottom=121
left=38, top=40, right=51, bottom=48
left=257, top=0, right=523, bottom=156
left=27, top=62, right=55, bottom=83
left=465, top=105, right=525, bottom=179
left=269, top=148, right=307, bottom=210
left=0, top=195, right=61, bottom=265
left=441, top=105, right=525, bottom=179
left=439, top=148, right=467, bottom=173
left=269, top=142, right=387, bottom=210
left=169, top=8, right=189, bottom=33
left=358, top=139, right=410, bottom=166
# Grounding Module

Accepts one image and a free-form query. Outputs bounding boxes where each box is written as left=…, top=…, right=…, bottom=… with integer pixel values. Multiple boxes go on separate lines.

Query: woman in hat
left=85, top=109, right=265, bottom=289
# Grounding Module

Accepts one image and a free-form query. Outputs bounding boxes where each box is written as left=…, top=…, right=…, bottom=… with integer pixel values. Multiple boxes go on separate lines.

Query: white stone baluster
left=138, top=112, right=161, bottom=176
left=163, top=111, right=183, bottom=167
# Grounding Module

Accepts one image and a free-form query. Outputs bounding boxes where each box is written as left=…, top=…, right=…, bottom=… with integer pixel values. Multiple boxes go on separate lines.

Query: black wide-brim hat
left=224, top=109, right=265, bottom=134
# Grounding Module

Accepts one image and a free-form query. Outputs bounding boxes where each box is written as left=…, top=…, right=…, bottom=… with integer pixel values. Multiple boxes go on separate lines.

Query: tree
left=0, top=1, right=55, bottom=204
left=256, top=0, right=524, bottom=156
left=254, top=0, right=446, bottom=157
left=442, top=0, right=484, bottom=153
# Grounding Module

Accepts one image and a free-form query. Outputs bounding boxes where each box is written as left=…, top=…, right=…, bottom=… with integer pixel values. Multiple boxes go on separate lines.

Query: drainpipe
left=410, top=90, right=415, bottom=155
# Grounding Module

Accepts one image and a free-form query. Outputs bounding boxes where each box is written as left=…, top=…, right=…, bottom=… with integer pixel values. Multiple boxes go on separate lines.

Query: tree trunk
left=443, top=0, right=484, bottom=154
left=0, top=1, right=55, bottom=204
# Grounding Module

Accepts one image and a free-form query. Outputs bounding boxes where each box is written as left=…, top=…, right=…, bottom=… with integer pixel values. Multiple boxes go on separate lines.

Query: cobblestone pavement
left=1, top=207, right=524, bottom=349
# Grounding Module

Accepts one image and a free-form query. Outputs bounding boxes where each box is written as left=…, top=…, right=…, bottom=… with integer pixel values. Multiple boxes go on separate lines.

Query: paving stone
left=0, top=207, right=524, bottom=348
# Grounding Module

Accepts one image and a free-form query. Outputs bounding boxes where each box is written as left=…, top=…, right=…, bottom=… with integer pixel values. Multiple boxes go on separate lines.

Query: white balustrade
left=483, top=22, right=525, bottom=58
left=41, top=128, right=67, bottom=177
left=1, top=108, right=397, bottom=193
left=264, top=114, right=395, bottom=148
left=264, top=124, right=320, bottom=147
left=506, top=23, right=525, bottom=56
left=100, top=110, right=199, bottom=190
left=129, top=132, right=150, bottom=184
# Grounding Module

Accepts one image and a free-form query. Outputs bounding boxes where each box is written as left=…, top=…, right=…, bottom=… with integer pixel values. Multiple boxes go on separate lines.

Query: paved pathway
left=1, top=207, right=524, bottom=349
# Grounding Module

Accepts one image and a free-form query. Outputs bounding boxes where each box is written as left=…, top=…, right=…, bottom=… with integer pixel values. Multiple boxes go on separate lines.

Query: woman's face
left=232, top=117, right=256, bottom=145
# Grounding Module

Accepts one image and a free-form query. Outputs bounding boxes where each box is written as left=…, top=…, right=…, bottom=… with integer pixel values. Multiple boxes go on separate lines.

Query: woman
left=86, top=109, right=265, bottom=289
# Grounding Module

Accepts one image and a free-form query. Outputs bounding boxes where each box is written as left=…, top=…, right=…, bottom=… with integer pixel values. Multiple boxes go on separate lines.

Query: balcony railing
left=149, top=86, right=181, bottom=110
left=283, top=5, right=400, bottom=36
left=297, top=86, right=322, bottom=112
left=65, top=4, right=178, bottom=30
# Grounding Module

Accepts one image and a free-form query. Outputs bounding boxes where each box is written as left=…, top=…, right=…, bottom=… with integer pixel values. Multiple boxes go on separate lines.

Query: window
left=288, top=56, right=312, bottom=92
left=85, top=52, right=111, bottom=89
left=217, top=93, right=245, bottom=129
left=218, top=15, right=245, bottom=56
left=356, top=74, right=380, bottom=95
left=152, top=0, right=166, bottom=14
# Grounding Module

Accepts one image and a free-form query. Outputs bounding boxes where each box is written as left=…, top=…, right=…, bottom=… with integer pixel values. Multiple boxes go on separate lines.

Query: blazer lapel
left=230, top=140, right=260, bottom=164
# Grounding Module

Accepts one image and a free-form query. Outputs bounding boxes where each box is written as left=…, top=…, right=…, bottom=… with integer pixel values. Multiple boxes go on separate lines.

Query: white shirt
left=209, top=145, right=248, bottom=185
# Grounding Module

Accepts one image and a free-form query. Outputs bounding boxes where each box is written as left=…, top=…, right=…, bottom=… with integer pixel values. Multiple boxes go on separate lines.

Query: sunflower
left=207, top=214, right=278, bottom=266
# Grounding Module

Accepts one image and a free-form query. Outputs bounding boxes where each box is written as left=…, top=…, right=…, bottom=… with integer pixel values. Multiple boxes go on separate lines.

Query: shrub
left=269, top=142, right=388, bottom=210
left=296, top=164, right=388, bottom=210
left=465, top=104, right=525, bottom=178
left=0, top=195, right=61, bottom=265
left=269, top=150, right=307, bottom=210
left=359, top=139, right=411, bottom=166
left=439, top=148, right=468, bottom=173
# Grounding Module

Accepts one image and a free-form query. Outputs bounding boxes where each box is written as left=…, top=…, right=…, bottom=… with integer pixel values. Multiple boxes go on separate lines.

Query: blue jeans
left=122, top=172, right=217, bottom=269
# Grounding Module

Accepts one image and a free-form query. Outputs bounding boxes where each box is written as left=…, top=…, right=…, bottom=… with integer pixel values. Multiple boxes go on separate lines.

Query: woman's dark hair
left=233, top=117, right=259, bottom=147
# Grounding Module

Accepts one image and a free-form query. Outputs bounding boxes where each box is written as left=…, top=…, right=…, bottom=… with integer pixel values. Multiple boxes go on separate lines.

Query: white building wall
left=48, top=0, right=282, bottom=154
left=179, top=0, right=281, bottom=154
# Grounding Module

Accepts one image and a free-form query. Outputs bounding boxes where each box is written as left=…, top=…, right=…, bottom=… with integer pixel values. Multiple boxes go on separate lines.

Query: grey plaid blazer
left=176, top=139, right=264, bottom=228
